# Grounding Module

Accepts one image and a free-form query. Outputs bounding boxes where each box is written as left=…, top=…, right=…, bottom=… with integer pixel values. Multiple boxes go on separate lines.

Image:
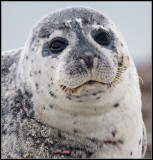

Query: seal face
left=18, top=7, right=130, bottom=96
left=2, top=7, right=146, bottom=158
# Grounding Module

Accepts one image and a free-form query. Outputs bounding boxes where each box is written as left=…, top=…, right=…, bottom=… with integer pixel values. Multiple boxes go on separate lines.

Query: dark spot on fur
left=2, top=130, right=6, bottom=135
left=114, top=103, right=119, bottom=108
left=61, top=86, right=66, bottom=90
left=96, top=97, right=100, bottom=99
left=103, top=140, right=116, bottom=145
left=88, top=137, right=99, bottom=144
left=2, top=65, right=9, bottom=75
left=69, top=71, right=73, bottom=75
left=38, top=70, right=41, bottom=74
left=31, top=60, right=33, bottom=63
left=143, top=128, right=145, bottom=136
left=139, top=139, right=141, bottom=145
left=93, top=93, right=96, bottom=96
left=79, top=100, right=82, bottom=102
left=30, top=73, right=32, bottom=77
left=86, top=152, right=93, bottom=158
left=35, top=83, right=39, bottom=90
left=114, top=54, right=117, bottom=58
left=117, top=139, right=124, bottom=144
left=118, top=62, right=122, bottom=67
left=82, top=17, right=89, bottom=25
left=112, top=129, right=117, bottom=137
left=25, top=90, right=33, bottom=98
left=66, top=96, right=72, bottom=100
left=142, top=145, right=145, bottom=154
left=97, top=55, right=101, bottom=59
left=130, top=152, right=132, bottom=156
left=49, top=91, right=56, bottom=98
left=111, top=45, right=116, bottom=49
left=50, top=105, right=53, bottom=108
left=26, top=56, right=28, bottom=60
left=58, top=131, right=62, bottom=138
left=103, top=139, right=123, bottom=146
left=73, top=130, right=78, bottom=134
left=48, top=84, right=50, bottom=87
left=73, top=114, right=77, bottom=117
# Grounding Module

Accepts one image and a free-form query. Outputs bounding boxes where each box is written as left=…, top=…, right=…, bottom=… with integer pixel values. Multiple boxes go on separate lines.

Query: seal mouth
left=59, top=80, right=107, bottom=94
left=83, top=80, right=99, bottom=85
left=82, top=80, right=105, bottom=85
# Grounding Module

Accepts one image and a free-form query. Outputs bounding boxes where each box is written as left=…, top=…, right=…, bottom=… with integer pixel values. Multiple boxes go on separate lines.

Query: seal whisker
left=39, top=82, right=59, bottom=111
left=41, top=85, right=66, bottom=118
left=32, top=80, right=56, bottom=100
left=108, top=68, right=123, bottom=87
left=52, top=82, right=71, bottom=111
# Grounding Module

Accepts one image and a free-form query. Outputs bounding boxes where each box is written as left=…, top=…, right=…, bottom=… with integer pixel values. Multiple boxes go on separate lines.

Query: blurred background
left=2, top=1, right=152, bottom=158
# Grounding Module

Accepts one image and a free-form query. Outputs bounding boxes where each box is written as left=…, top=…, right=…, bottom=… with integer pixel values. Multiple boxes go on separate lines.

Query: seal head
left=18, top=7, right=130, bottom=97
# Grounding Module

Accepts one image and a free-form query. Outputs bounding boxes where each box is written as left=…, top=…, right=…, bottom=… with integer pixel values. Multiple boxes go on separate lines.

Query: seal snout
left=82, top=54, right=94, bottom=69
left=57, top=53, right=117, bottom=90
left=78, top=52, right=95, bottom=69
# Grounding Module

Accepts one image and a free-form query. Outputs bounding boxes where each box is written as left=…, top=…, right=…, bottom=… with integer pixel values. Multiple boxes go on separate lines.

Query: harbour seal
left=2, top=6, right=147, bottom=158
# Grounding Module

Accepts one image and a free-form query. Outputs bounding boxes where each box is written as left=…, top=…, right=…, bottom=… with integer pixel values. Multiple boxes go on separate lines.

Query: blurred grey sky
left=2, top=1, right=151, bottom=65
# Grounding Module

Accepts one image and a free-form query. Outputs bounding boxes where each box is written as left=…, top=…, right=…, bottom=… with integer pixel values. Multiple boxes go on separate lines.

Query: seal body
left=2, top=7, right=147, bottom=158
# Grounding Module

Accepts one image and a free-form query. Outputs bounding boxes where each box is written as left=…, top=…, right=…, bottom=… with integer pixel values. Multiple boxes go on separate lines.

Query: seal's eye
left=50, top=38, right=68, bottom=53
left=93, top=30, right=111, bottom=46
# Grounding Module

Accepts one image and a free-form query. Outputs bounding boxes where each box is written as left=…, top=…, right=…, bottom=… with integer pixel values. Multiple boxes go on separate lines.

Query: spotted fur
left=2, top=7, right=146, bottom=158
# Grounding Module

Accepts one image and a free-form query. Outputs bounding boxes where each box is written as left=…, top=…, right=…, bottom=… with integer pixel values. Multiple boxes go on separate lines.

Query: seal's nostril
left=84, top=55, right=94, bottom=69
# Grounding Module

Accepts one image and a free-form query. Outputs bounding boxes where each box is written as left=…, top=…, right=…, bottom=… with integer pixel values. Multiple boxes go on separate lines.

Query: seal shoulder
left=2, top=48, right=23, bottom=120
left=2, top=48, right=22, bottom=79
left=2, top=48, right=23, bottom=57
